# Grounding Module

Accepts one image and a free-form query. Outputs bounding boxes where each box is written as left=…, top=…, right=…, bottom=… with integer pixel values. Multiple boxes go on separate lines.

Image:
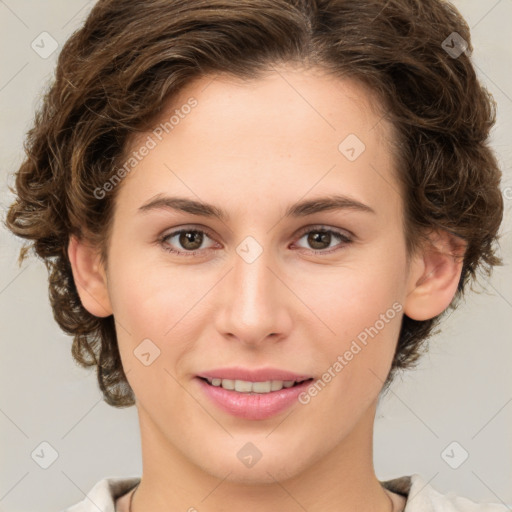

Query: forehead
left=114, top=66, right=402, bottom=222
left=163, top=66, right=392, bottom=149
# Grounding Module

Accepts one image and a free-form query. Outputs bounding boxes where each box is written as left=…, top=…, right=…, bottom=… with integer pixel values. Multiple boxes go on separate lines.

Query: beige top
left=114, top=481, right=407, bottom=512
left=61, top=473, right=510, bottom=512
left=115, top=487, right=407, bottom=512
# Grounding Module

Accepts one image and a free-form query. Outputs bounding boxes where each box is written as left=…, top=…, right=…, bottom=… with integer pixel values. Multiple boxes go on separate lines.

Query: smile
left=202, top=377, right=312, bottom=394
left=196, top=377, right=315, bottom=420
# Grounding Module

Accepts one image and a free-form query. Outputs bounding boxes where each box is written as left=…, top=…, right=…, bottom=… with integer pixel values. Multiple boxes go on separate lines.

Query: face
left=75, top=65, right=427, bottom=484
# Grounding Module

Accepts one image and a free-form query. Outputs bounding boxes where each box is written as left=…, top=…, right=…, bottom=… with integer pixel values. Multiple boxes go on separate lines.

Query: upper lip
left=197, top=367, right=312, bottom=382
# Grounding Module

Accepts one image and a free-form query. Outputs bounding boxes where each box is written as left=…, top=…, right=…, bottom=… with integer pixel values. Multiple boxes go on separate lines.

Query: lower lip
left=196, top=377, right=313, bottom=420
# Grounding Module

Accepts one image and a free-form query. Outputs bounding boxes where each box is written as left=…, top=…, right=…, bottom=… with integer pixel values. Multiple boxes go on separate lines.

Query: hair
left=4, top=0, right=504, bottom=407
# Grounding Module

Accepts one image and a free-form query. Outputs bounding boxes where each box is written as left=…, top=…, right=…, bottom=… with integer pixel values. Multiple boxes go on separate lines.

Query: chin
left=193, top=442, right=311, bottom=485
left=207, top=460, right=303, bottom=485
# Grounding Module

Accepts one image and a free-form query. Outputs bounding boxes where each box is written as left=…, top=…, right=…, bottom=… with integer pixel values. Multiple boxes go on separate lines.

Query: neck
left=130, top=399, right=398, bottom=512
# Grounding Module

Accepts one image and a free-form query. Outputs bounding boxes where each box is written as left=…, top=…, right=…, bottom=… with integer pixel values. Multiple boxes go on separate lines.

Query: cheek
left=108, top=260, right=198, bottom=400
left=108, top=227, right=406, bottom=357
left=107, top=250, right=197, bottom=347
left=302, top=245, right=405, bottom=381
left=307, top=257, right=404, bottom=337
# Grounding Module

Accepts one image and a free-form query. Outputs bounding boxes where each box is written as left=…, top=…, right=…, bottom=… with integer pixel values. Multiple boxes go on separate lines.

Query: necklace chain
left=128, top=483, right=399, bottom=512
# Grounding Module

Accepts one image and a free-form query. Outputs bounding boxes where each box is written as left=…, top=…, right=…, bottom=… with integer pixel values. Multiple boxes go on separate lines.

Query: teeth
left=205, top=378, right=302, bottom=393
left=235, top=380, right=253, bottom=392
left=271, top=380, right=283, bottom=391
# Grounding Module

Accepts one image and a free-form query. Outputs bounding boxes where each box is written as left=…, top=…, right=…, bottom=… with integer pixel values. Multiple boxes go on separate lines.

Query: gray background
left=0, top=1, right=511, bottom=511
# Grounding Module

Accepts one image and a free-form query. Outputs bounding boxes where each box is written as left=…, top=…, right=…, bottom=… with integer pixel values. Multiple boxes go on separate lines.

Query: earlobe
left=404, top=230, right=467, bottom=321
left=67, top=235, right=113, bottom=318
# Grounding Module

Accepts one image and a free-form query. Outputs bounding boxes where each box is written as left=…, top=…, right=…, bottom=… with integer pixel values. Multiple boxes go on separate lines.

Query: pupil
left=309, top=231, right=330, bottom=250
left=181, top=231, right=202, bottom=250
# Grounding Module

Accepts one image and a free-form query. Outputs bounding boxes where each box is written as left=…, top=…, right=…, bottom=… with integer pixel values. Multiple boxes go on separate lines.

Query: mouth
left=196, top=375, right=315, bottom=420
left=198, top=376, right=314, bottom=394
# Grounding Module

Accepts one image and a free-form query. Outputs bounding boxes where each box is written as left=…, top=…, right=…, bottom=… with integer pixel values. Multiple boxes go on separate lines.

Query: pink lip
left=196, top=377, right=313, bottom=420
left=197, top=366, right=312, bottom=382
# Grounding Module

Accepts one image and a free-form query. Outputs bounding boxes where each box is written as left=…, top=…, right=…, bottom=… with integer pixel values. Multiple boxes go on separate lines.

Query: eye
left=158, top=227, right=218, bottom=257
left=292, top=225, right=353, bottom=255
left=158, top=225, right=353, bottom=257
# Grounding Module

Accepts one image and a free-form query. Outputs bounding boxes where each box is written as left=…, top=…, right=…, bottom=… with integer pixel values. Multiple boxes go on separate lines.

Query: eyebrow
left=137, top=193, right=376, bottom=221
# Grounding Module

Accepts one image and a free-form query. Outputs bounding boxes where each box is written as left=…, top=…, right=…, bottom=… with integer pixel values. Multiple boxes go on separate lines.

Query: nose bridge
left=235, top=243, right=274, bottom=309
left=218, top=236, right=290, bottom=343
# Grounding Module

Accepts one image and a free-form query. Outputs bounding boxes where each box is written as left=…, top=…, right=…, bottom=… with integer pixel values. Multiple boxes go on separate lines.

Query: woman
left=5, top=0, right=508, bottom=511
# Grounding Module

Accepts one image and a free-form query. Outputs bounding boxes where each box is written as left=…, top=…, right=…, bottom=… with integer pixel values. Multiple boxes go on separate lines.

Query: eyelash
left=157, top=225, right=353, bottom=257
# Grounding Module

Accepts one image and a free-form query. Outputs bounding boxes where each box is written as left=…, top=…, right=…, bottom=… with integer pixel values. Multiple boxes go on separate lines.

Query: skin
left=68, top=64, right=465, bottom=512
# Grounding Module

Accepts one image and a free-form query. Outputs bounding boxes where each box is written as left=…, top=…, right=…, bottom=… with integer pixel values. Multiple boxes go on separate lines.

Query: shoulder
left=60, top=476, right=140, bottom=512
left=381, top=474, right=510, bottom=512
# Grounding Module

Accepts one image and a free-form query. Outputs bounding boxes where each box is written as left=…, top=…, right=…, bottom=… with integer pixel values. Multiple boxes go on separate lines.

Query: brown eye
left=307, top=231, right=332, bottom=250
left=294, top=227, right=352, bottom=254
left=159, top=228, right=217, bottom=256
left=177, top=230, right=204, bottom=251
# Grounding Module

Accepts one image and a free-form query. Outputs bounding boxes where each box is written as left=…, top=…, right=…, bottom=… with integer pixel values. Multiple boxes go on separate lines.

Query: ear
left=404, top=229, right=467, bottom=321
left=67, top=235, right=113, bottom=318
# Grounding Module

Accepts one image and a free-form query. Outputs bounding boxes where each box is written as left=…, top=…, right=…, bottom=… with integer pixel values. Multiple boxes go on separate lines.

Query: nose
left=214, top=242, right=292, bottom=347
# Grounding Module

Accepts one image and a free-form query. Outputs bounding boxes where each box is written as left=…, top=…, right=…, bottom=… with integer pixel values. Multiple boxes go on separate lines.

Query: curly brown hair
left=4, top=0, right=504, bottom=407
